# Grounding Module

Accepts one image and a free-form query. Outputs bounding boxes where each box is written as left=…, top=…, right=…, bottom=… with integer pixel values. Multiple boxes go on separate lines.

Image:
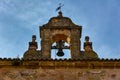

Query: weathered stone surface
left=0, top=59, right=120, bottom=69
left=0, top=68, right=120, bottom=80
left=0, top=59, right=120, bottom=79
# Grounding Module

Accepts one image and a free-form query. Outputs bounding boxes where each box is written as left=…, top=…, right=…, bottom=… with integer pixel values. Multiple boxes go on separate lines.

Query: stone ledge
left=0, top=59, right=120, bottom=69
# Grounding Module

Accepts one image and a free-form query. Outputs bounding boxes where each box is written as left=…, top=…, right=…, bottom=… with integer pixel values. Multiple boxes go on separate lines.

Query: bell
left=57, top=48, right=64, bottom=56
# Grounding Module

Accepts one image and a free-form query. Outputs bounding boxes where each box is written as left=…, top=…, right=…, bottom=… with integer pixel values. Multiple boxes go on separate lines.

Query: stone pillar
left=40, top=29, right=51, bottom=59
left=70, top=29, right=81, bottom=59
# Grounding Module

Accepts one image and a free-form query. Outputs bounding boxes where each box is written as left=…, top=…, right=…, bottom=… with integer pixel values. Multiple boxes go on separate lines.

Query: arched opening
left=51, top=34, right=71, bottom=59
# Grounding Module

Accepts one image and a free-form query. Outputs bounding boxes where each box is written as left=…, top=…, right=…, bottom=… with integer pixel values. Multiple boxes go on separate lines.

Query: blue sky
left=0, top=0, right=120, bottom=59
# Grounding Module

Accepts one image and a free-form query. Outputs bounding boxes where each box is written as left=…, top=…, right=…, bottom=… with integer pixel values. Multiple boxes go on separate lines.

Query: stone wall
left=0, top=59, right=120, bottom=80
left=0, top=68, right=120, bottom=80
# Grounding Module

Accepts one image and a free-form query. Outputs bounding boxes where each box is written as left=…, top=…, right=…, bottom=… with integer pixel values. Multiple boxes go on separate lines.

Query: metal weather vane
left=56, top=3, right=64, bottom=12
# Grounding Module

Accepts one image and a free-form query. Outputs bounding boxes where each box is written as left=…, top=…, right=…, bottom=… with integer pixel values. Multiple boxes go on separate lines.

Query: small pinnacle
left=85, top=36, right=89, bottom=42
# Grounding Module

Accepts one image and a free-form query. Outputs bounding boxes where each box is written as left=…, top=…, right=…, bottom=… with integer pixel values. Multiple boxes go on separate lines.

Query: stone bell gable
left=40, top=11, right=82, bottom=59
left=23, top=11, right=99, bottom=60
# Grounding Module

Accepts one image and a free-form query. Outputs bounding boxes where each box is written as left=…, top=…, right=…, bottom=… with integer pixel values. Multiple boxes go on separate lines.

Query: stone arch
left=51, top=34, right=69, bottom=44
left=51, top=31, right=71, bottom=59
left=51, top=29, right=71, bottom=44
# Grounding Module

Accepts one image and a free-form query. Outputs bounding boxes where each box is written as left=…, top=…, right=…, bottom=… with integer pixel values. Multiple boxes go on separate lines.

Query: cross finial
left=56, top=3, right=64, bottom=12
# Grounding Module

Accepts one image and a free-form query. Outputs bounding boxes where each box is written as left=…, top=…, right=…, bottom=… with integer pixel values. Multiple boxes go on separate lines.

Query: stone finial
left=85, top=36, right=89, bottom=42
left=84, top=36, right=92, bottom=51
left=29, top=35, right=38, bottom=50
left=32, top=35, right=36, bottom=42
left=83, top=36, right=98, bottom=59
left=23, top=35, right=40, bottom=60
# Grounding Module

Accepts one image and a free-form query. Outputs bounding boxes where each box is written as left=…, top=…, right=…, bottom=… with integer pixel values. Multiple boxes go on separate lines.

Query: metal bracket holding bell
left=51, top=40, right=70, bottom=57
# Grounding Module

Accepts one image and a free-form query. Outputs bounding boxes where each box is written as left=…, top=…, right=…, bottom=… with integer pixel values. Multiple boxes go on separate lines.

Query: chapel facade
left=0, top=11, right=120, bottom=80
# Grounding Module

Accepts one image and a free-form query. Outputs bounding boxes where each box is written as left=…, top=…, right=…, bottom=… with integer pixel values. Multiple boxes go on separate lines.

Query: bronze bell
left=57, top=48, right=64, bottom=56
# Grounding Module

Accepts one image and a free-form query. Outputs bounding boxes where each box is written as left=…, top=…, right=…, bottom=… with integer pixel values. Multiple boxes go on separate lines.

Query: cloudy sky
left=0, top=0, right=120, bottom=59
